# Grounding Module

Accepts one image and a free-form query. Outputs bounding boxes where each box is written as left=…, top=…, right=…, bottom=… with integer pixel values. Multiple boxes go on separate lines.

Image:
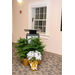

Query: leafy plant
left=13, top=37, right=45, bottom=60
left=13, top=38, right=29, bottom=59
left=26, top=37, right=46, bottom=55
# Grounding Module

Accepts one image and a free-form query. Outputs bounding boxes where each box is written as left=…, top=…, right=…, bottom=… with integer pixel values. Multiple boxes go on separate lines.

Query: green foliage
left=13, top=38, right=29, bottom=59
left=13, top=37, right=45, bottom=60
left=30, top=57, right=36, bottom=61
left=28, top=37, right=46, bottom=55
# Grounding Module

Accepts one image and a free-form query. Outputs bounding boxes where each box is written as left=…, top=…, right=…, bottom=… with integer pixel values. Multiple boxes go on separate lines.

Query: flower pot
left=23, top=58, right=29, bottom=66
left=38, top=56, right=42, bottom=65
left=38, top=60, right=41, bottom=65
left=28, top=60, right=38, bottom=71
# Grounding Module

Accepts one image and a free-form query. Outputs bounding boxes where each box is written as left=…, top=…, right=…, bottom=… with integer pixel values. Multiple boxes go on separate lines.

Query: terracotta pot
left=23, top=58, right=29, bottom=66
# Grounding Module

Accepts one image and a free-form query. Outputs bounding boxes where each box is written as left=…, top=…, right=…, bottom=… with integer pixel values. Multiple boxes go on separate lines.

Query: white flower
left=34, top=53, right=38, bottom=56
left=27, top=52, right=31, bottom=56
left=27, top=51, right=35, bottom=57
left=27, top=50, right=42, bottom=60
left=28, top=56, right=32, bottom=60
left=35, top=51, right=38, bottom=53
left=36, top=55, right=41, bottom=60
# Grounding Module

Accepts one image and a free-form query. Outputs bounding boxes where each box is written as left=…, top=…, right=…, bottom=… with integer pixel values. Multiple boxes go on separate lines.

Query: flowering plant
left=27, top=50, right=42, bottom=61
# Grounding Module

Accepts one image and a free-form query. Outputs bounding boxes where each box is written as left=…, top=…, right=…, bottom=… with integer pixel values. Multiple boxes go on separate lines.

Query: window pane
left=40, top=7, right=44, bottom=13
left=45, top=7, right=47, bottom=13
left=34, top=21, right=38, bottom=25
left=40, top=14, right=43, bottom=19
left=36, top=8, right=39, bottom=13
left=39, top=27, right=42, bottom=32
left=42, top=27, right=46, bottom=32
left=39, top=21, right=42, bottom=26
left=35, top=14, right=39, bottom=19
left=43, top=21, right=46, bottom=26
left=43, top=14, right=46, bottom=19
left=34, top=26, right=38, bottom=29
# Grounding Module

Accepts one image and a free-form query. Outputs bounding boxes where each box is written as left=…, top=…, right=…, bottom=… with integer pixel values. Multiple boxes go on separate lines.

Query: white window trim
left=28, top=0, right=50, bottom=39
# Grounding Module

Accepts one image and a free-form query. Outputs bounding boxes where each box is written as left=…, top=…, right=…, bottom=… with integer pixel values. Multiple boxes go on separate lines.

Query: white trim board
left=28, top=0, right=50, bottom=39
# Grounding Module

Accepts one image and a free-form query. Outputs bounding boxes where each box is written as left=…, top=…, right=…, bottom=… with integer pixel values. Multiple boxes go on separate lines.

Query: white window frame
left=28, top=0, right=50, bottom=38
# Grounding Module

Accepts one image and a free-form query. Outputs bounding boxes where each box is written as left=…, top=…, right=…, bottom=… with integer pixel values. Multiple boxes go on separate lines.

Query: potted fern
left=13, top=38, right=30, bottom=66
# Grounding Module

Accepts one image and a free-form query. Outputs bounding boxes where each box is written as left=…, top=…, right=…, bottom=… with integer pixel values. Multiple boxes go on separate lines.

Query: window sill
left=39, top=33, right=49, bottom=40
